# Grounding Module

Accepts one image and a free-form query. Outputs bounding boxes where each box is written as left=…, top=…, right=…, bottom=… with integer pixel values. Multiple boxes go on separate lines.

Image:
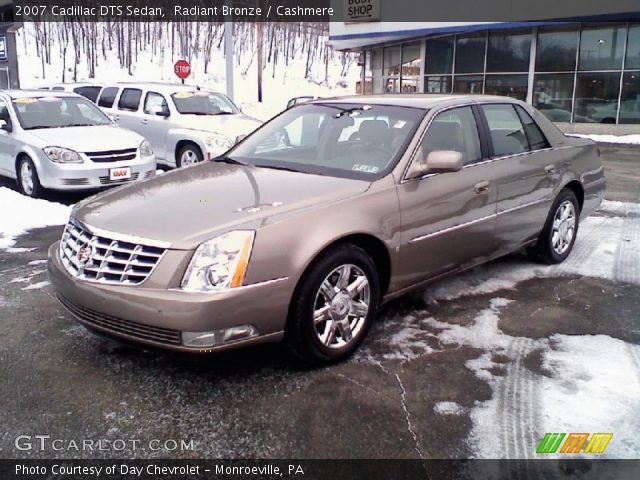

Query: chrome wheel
left=20, top=161, right=34, bottom=196
left=313, top=264, right=370, bottom=349
left=551, top=200, right=576, bottom=255
left=180, top=148, right=200, bottom=167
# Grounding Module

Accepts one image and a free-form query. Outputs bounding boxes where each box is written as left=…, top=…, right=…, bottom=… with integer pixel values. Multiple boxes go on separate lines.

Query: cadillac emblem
left=77, top=244, right=93, bottom=266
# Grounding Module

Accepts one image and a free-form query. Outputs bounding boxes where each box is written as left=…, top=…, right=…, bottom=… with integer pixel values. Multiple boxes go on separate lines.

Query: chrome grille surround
left=59, top=219, right=166, bottom=285
left=85, top=148, right=138, bottom=163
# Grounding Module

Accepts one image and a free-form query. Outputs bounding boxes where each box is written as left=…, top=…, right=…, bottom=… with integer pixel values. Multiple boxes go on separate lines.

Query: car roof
left=104, top=82, right=223, bottom=95
left=0, top=89, right=80, bottom=99
left=309, top=94, right=522, bottom=109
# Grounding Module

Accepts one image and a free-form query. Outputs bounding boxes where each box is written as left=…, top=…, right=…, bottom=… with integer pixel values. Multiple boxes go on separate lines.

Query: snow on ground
left=0, top=187, right=71, bottom=250
left=567, top=134, right=640, bottom=145
left=16, top=25, right=360, bottom=122
left=434, top=401, right=466, bottom=416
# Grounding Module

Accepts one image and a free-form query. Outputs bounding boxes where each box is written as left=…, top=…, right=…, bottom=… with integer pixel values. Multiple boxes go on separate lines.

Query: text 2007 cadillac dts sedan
left=48, top=95, right=605, bottom=364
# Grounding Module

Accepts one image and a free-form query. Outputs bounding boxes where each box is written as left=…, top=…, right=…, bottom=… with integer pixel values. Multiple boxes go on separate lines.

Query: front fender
left=166, top=129, right=209, bottom=160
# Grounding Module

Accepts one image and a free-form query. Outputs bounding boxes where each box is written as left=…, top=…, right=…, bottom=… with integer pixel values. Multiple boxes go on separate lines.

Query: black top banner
left=9, top=0, right=640, bottom=23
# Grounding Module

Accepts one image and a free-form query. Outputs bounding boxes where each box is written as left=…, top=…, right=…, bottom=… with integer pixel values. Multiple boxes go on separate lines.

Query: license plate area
left=109, top=167, right=131, bottom=181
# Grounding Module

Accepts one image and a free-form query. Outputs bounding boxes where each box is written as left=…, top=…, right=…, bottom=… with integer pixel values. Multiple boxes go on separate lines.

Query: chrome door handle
left=141, top=119, right=148, bottom=125
left=544, top=164, right=556, bottom=175
left=474, top=181, right=490, bottom=194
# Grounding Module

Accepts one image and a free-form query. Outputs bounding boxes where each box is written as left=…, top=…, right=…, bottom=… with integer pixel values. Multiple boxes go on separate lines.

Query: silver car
left=0, top=90, right=156, bottom=198
left=96, top=82, right=262, bottom=168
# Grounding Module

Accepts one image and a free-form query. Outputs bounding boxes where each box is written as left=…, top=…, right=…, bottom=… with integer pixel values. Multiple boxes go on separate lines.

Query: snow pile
left=0, top=187, right=71, bottom=249
left=567, top=134, right=640, bottom=145
left=434, top=401, right=465, bottom=416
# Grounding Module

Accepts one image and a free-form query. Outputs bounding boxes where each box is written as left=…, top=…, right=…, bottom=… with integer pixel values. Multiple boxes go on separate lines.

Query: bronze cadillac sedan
left=48, top=95, right=605, bottom=364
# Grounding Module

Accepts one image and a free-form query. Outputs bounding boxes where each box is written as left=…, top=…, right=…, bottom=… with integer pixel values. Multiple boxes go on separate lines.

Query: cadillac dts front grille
left=85, top=148, right=138, bottom=163
left=57, top=294, right=182, bottom=346
left=59, top=220, right=166, bottom=285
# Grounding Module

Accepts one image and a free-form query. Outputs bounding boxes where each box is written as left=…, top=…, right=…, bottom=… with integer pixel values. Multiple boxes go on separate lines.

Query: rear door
left=115, top=88, right=144, bottom=134
left=396, top=105, right=498, bottom=288
left=479, top=103, right=559, bottom=253
left=97, top=86, right=119, bottom=118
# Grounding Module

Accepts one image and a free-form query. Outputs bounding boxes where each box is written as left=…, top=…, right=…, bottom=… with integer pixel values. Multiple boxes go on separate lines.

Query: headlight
left=181, top=231, right=255, bottom=292
left=205, top=133, right=232, bottom=151
left=139, top=140, right=153, bottom=157
left=43, top=146, right=82, bottom=164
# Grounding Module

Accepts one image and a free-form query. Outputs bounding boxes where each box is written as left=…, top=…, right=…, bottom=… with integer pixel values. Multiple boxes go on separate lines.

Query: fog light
left=182, top=325, right=259, bottom=347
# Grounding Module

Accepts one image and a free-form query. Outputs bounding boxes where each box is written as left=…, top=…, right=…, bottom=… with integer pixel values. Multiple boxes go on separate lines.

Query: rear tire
left=176, top=143, right=203, bottom=168
left=16, top=156, right=43, bottom=198
left=528, top=189, right=580, bottom=265
left=285, top=244, right=380, bottom=366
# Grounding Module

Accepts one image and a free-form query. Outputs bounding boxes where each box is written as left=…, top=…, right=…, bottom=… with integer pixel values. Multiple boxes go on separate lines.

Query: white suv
left=97, top=82, right=262, bottom=168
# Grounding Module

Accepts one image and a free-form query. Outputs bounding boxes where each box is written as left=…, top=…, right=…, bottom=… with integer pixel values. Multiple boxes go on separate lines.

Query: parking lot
left=0, top=145, right=639, bottom=460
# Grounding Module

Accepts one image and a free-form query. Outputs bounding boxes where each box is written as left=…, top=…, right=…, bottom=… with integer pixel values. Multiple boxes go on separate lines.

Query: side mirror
left=0, top=119, right=12, bottom=132
left=408, top=149, right=463, bottom=178
left=235, top=133, right=247, bottom=145
left=156, top=107, right=170, bottom=117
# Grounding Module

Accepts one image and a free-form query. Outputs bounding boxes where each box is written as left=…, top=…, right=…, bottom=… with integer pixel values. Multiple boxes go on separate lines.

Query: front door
left=141, top=91, right=171, bottom=162
left=396, top=105, right=498, bottom=288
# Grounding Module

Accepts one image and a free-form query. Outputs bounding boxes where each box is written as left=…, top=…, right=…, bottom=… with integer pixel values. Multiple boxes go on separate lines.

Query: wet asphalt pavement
left=0, top=146, right=639, bottom=460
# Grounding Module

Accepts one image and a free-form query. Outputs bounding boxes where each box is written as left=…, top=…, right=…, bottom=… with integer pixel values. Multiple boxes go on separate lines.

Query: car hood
left=73, top=162, right=370, bottom=249
left=27, top=125, right=142, bottom=152
left=176, top=113, right=262, bottom=139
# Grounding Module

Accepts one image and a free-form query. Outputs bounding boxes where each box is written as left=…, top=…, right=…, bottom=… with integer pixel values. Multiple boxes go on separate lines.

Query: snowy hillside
left=15, top=22, right=360, bottom=120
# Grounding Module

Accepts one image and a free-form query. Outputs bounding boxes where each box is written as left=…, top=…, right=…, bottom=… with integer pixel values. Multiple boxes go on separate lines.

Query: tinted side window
left=98, top=87, right=118, bottom=108
left=482, top=104, right=529, bottom=157
left=118, top=88, right=142, bottom=111
left=514, top=105, right=550, bottom=151
left=143, top=92, right=168, bottom=114
left=420, top=106, right=482, bottom=165
left=73, top=86, right=101, bottom=103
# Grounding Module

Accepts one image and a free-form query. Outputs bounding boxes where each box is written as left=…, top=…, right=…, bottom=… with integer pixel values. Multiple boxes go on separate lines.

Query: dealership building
left=329, top=8, right=640, bottom=134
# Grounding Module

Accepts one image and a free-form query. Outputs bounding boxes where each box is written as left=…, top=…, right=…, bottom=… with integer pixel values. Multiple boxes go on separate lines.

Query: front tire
left=17, top=157, right=43, bottom=198
left=529, top=189, right=580, bottom=264
left=176, top=143, right=203, bottom=168
left=285, top=244, right=380, bottom=365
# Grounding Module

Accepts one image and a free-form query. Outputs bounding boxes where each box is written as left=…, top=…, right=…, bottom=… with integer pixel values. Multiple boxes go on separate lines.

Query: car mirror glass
left=0, top=119, right=12, bottom=132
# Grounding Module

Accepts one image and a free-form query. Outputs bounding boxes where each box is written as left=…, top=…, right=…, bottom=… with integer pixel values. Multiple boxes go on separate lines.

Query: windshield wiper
left=64, top=123, right=97, bottom=127
left=24, top=125, right=58, bottom=130
left=254, top=164, right=301, bottom=174
left=214, top=155, right=248, bottom=166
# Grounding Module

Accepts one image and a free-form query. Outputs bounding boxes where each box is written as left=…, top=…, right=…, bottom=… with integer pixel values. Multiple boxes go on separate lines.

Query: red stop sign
left=174, top=60, right=191, bottom=80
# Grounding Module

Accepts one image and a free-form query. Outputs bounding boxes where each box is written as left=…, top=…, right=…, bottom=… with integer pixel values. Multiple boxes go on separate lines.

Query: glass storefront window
left=455, top=33, right=486, bottom=74
left=485, top=74, right=528, bottom=100
left=579, top=25, right=625, bottom=71
left=401, top=43, right=422, bottom=93
left=625, top=24, right=640, bottom=70
left=371, top=49, right=383, bottom=93
left=487, top=30, right=531, bottom=72
left=533, top=74, right=574, bottom=122
left=425, top=37, right=454, bottom=74
left=454, top=75, right=484, bottom=94
left=424, top=75, right=452, bottom=93
left=383, top=46, right=401, bottom=76
left=620, top=71, right=640, bottom=124
left=536, top=27, right=579, bottom=72
left=574, top=72, right=621, bottom=123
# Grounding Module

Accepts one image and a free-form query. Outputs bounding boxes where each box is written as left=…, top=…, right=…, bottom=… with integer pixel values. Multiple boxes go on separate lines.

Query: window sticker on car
left=14, top=97, right=38, bottom=104
left=173, top=91, right=194, bottom=99
left=352, top=164, right=379, bottom=174
left=393, top=120, right=407, bottom=129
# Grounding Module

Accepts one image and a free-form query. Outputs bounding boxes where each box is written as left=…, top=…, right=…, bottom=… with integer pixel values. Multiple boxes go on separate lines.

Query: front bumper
left=37, top=155, right=157, bottom=191
left=47, top=242, right=292, bottom=353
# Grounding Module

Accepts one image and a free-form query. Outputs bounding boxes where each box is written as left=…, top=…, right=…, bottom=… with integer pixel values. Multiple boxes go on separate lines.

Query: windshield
left=226, top=103, right=427, bottom=180
left=171, top=90, right=239, bottom=115
left=13, top=96, right=111, bottom=130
